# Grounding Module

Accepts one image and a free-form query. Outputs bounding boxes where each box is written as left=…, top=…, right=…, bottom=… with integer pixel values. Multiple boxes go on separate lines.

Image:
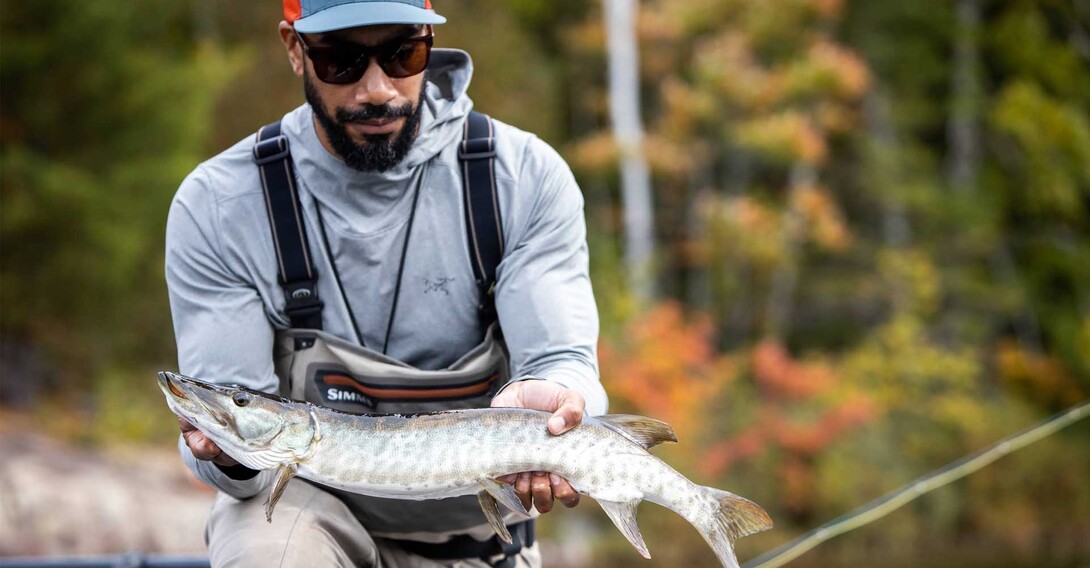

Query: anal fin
left=264, top=464, right=297, bottom=523
left=599, top=499, right=650, bottom=559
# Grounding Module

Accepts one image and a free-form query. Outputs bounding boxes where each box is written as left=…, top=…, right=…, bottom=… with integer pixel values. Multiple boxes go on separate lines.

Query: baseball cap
left=285, top=0, right=446, bottom=34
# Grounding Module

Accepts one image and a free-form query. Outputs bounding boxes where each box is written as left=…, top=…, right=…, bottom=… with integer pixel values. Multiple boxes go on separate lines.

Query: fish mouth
left=157, top=371, right=229, bottom=428
left=158, top=372, right=189, bottom=400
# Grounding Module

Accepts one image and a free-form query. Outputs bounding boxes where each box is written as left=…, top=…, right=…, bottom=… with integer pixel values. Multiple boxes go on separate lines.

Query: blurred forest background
left=2, top=0, right=1089, bottom=566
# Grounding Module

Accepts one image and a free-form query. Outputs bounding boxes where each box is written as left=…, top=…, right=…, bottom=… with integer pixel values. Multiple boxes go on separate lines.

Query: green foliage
left=992, top=81, right=1090, bottom=221
left=1, top=1, right=246, bottom=382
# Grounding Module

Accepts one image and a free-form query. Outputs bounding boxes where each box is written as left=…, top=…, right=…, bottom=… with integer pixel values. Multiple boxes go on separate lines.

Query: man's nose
left=353, top=58, right=398, bottom=106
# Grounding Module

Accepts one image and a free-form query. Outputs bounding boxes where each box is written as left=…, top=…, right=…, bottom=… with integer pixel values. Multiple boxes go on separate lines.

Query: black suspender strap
left=252, top=114, right=502, bottom=334
left=253, top=121, right=324, bottom=330
left=459, top=111, right=504, bottom=326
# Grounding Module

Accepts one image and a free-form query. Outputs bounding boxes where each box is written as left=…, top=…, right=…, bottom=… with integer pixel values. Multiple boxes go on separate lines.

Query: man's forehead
left=312, top=24, right=422, bottom=45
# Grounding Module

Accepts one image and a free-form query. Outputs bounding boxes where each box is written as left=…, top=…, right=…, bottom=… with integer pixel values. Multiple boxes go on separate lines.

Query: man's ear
left=278, top=21, right=305, bottom=77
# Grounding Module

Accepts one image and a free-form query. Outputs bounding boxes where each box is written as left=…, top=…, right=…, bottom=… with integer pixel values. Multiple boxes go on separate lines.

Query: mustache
left=336, top=102, right=414, bottom=122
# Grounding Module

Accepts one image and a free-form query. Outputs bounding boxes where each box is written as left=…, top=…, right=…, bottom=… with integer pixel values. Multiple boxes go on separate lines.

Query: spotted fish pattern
left=158, top=372, right=772, bottom=567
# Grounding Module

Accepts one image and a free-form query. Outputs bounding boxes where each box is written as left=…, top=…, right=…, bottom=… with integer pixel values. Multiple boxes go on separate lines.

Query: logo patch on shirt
left=423, top=276, right=455, bottom=296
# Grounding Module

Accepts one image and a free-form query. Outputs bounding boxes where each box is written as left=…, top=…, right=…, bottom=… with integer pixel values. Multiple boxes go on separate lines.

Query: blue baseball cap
left=285, top=0, right=446, bottom=34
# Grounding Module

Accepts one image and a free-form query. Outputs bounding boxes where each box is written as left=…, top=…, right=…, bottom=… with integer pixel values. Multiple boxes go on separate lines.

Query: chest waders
left=253, top=113, right=534, bottom=565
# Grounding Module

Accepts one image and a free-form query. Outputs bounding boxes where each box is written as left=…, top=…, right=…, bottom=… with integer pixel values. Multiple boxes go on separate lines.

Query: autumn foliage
left=599, top=301, right=736, bottom=440
left=601, top=303, right=880, bottom=518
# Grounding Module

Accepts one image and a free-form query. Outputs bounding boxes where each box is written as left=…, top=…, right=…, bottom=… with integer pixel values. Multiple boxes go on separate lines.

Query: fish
left=158, top=371, right=772, bottom=567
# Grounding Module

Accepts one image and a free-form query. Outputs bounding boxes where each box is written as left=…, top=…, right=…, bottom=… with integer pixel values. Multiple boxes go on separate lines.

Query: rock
left=0, top=429, right=214, bottom=556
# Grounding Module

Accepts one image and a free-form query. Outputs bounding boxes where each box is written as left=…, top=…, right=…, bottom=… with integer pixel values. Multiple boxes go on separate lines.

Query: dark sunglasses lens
left=381, top=40, right=431, bottom=78
left=303, top=35, right=432, bottom=83
left=306, top=46, right=367, bottom=84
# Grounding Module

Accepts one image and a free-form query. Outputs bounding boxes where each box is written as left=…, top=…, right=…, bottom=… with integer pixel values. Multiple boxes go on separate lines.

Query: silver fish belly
left=158, top=371, right=772, bottom=567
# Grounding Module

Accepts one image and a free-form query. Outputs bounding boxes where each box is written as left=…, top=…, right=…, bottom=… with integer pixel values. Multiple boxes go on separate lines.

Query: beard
left=304, top=73, right=426, bottom=173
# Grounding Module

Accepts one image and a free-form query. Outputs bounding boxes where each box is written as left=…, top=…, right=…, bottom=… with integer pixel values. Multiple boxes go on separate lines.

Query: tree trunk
left=946, top=0, right=982, bottom=192
left=764, top=162, right=815, bottom=339
left=603, top=0, right=655, bottom=305
left=865, top=88, right=912, bottom=249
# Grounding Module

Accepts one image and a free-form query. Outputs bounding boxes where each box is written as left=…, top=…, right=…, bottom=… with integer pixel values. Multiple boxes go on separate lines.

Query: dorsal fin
left=598, top=414, right=678, bottom=449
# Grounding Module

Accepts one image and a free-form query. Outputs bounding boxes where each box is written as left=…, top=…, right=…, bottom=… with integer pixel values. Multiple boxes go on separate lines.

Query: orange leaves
left=642, top=134, right=699, bottom=178
left=782, top=40, right=870, bottom=103
left=647, top=0, right=869, bottom=174
left=812, top=0, right=844, bottom=19
left=750, top=340, right=882, bottom=429
left=566, top=132, right=618, bottom=174
left=700, top=398, right=878, bottom=478
left=566, top=132, right=699, bottom=178
left=601, top=306, right=884, bottom=517
left=599, top=302, right=737, bottom=439
left=699, top=339, right=880, bottom=477
left=695, top=32, right=780, bottom=111
left=813, top=41, right=869, bottom=99
left=996, top=339, right=1086, bottom=409
left=790, top=184, right=852, bottom=251
left=658, top=77, right=719, bottom=140
left=703, top=187, right=852, bottom=267
left=753, top=339, right=835, bottom=399
left=764, top=399, right=877, bottom=455
left=725, top=196, right=781, bottom=236
left=735, top=112, right=829, bottom=165
left=700, top=426, right=766, bottom=478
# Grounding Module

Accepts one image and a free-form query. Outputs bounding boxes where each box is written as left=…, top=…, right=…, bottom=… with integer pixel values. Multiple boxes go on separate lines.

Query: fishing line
left=743, top=399, right=1090, bottom=568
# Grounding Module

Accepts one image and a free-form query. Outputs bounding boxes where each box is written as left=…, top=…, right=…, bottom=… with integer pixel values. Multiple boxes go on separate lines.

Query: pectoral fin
left=599, top=499, right=650, bottom=559
left=264, top=464, right=297, bottom=523
left=477, top=490, right=514, bottom=544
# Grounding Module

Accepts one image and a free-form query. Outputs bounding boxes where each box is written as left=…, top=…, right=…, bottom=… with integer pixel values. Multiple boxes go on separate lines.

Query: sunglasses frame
left=294, top=26, right=434, bottom=84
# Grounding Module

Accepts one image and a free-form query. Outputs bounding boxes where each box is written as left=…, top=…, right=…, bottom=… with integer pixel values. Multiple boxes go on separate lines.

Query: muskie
left=159, top=371, right=771, bottom=567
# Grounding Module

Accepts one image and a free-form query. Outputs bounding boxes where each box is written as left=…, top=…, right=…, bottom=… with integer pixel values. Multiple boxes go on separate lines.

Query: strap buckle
left=283, top=281, right=324, bottom=317
left=253, top=135, right=291, bottom=164
left=459, top=137, right=496, bottom=160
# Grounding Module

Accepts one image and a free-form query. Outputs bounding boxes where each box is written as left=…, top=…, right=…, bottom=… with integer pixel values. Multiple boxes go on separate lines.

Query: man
left=165, top=0, right=607, bottom=566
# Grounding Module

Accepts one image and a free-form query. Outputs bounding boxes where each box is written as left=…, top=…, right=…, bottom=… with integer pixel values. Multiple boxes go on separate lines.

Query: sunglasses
left=295, top=27, right=434, bottom=84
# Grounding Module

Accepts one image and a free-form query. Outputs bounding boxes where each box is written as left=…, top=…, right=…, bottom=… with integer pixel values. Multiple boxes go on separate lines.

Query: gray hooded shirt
left=165, top=50, right=607, bottom=498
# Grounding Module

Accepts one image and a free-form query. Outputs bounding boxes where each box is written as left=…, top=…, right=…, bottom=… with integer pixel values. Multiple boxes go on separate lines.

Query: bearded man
left=165, top=1, right=607, bottom=566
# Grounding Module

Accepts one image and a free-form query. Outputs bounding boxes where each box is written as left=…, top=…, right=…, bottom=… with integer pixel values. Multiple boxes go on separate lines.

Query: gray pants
left=206, top=482, right=541, bottom=568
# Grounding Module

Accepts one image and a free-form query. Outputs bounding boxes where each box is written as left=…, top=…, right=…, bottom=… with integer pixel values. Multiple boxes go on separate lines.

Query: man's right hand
left=179, top=417, right=239, bottom=467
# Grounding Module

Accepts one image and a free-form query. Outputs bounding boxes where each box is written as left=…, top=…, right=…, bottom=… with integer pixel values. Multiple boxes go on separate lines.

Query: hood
left=410, top=48, right=475, bottom=169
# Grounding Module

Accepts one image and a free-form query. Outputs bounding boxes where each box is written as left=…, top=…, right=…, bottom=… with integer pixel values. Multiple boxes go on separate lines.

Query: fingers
left=548, top=389, right=585, bottom=436
left=531, top=471, right=554, bottom=513
left=179, top=417, right=216, bottom=459
left=515, top=472, right=533, bottom=511
left=490, top=390, right=517, bottom=408
left=504, top=472, right=579, bottom=513
left=550, top=474, right=580, bottom=508
left=178, top=417, right=238, bottom=466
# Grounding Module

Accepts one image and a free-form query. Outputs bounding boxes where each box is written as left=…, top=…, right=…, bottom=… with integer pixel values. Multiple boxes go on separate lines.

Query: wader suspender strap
left=459, top=111, right=504, bottom=326
left=252, top=113, right=501, bottom=332
left=253, top=121, right=324, bottom=330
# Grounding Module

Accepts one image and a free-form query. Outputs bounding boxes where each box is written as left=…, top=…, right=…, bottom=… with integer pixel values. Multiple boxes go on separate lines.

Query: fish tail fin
left=696, top=487, right=773, bottom=568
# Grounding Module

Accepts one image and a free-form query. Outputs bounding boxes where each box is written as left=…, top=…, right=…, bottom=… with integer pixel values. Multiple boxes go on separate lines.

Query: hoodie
left=165, top=49, right=607, bottom=499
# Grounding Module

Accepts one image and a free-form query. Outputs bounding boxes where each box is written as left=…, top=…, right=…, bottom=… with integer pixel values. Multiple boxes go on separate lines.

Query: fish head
left=158, top=371, right=317, bottom=470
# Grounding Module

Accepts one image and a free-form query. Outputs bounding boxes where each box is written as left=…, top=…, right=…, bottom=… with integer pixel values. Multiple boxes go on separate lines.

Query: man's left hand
left=491, top=379, right=584, bottom=513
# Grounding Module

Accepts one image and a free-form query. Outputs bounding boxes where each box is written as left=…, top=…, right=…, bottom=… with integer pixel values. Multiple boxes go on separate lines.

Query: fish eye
left=232, top=393, right=250, bottom=407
